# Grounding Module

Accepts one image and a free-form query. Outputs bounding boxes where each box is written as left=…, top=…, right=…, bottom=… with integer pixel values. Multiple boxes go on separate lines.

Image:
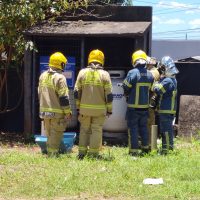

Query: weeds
left=0, top=138, right=200, bottom=200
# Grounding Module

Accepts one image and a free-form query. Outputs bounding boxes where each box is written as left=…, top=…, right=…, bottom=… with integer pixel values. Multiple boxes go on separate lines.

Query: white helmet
left=161, top=56, right=179, bottom=77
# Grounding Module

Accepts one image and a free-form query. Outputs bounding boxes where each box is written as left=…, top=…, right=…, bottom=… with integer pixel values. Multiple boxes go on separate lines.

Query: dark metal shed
left=175, top=57, right=200, bottom=137
left=23, top=5, right=152, bottom=137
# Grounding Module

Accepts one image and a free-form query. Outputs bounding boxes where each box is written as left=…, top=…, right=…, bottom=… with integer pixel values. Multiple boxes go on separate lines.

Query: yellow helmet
left=132, top=50, right=147, bottom=66
left=88, top=49, right=104, bottom=66
left=49, top=52, right=67, bottom=70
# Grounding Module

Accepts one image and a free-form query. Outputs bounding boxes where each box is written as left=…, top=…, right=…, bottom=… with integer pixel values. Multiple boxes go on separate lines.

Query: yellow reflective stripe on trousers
left=128, top=129, right=131, bottom=150
left=165, top=132, right=170, bottom=150
left=158, top=110, right=176, bottom=114
left=40, top=107, right=64, bottom=114
left=79, top=146, right=88, bottom=151
left=88, top=148, right=99, bottom=153
left=48, top=147, right=58, bottom=153
left=80, top=104, right=106, bottom=109
left=124, top=79, right=132, bottom=88
left=79, top=146, right=88, bottom=154
left=128, top=104, right=149, bottom=108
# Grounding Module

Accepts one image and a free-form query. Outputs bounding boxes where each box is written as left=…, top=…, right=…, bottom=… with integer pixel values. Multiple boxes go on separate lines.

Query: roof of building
left=24, top=20, right=151, bottom=37
left=177, top=56, right=200, bottom=62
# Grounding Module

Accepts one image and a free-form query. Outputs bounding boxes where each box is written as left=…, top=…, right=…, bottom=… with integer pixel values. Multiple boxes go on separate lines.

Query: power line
left=134, top=0, right=200, bottom=9
left=134, top=0, right=200, bottom=15
left=153, top=34, right=200, bottom=39
left=155, top=7, right=200, bottom=15
left=154, top=28, right=200, bottom=35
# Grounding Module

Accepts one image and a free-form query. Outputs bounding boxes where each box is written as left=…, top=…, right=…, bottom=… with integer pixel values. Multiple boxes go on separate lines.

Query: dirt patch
left=0, top=132, right=41, bottom=153
left=0, top=132, right=25, bottom=146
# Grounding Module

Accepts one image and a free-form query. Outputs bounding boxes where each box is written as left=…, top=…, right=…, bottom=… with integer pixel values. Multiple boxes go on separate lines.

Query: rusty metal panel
left=178, top=95, right=200, bottom=139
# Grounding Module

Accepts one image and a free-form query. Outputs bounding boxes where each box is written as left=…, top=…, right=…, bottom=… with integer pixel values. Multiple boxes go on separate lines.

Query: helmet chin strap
left=61, top=62, right=66, bottom=71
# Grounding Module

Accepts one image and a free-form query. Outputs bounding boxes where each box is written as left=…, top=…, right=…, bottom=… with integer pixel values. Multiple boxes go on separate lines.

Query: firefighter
left=146, top=57, right=160, bottom=148
left=122, top=50, right=154, bottom=157
left=152, top=56, right=179, bottom=155
left=38, top=52, right=72, bottom=157
left=74, top=49, right=113, bottom=159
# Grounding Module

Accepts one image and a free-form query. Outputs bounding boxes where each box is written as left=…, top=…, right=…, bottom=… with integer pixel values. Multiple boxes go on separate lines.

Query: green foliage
left=89, top=0, right=133, bottom=5
left=0, top=0, right=132, bottom=69
left=0, top=0, right=87, bottom=68
left=0, top=140, right=200, bottom=199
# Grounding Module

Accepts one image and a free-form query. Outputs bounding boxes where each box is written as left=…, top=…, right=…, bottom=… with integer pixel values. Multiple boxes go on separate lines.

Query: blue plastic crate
left=35, top=132, right=76, bottom=154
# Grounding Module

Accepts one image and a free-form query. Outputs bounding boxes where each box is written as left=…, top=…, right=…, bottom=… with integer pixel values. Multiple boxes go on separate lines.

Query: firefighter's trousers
left=126, top=109, right=149, bottom=153
left=43, top=118, right=67, bottom=155
left=78, top=115, right=106, bottom=156
left=159, top=113, right=174, bottom=152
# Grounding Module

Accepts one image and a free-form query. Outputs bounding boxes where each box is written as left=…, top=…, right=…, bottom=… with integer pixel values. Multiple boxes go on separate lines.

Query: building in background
left=152, top=40, right=200, bottom=61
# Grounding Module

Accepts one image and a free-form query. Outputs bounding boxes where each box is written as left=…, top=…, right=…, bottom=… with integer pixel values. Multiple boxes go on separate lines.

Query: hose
left=0, top=67, right=23, bottom=114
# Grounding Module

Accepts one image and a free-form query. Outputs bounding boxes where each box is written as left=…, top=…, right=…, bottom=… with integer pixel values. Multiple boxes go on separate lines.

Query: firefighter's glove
left=149, top=95, right=158, bottom=109
left=117, top=83, right=123, bottom=87
left=65, top=113, right=72, bottom=120
left=106, top=112, right=112, bottom=117
left=158, top=65, right=166, bottom=75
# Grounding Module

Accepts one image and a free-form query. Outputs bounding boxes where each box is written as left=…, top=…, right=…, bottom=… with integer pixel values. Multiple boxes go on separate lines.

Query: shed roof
left=177, top=56, right=200, bottom=63
left=24, top=21, right=151, bottom=37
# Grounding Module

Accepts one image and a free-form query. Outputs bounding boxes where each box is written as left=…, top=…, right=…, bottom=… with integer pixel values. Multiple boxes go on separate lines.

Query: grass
left=0, top=138, right=200, bottom=200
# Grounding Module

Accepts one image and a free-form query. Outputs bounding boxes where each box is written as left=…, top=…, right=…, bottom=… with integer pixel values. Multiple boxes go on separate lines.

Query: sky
left=133, top=0, right=200, bottom=40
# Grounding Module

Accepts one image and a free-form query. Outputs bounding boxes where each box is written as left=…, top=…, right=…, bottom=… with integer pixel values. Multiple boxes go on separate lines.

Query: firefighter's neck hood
left=48, top=67, right=63, bottom=73
left=88, top=63, right=103, bottom=70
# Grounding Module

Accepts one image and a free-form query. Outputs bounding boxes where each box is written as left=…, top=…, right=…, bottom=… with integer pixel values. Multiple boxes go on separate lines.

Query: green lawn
left=0, top=138, right=200, bottom=200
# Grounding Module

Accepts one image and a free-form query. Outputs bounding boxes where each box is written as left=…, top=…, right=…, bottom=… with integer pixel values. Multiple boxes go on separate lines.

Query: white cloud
left=185, top=10, right=195, bottom=14
left=153, top=17, right=185, bottom=25
left=157, top=1, right=192, bottom=9
left=153, top=16, right=161, bottom=23
left=189, top=19, right=200, bottom=28
left=162, top=19, right=185, bottom=25
left=156, top=1, right=200, bottom=15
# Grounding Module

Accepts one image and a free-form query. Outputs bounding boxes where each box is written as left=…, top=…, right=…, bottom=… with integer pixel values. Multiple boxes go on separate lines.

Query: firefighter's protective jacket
left=74, top=64, right=113, bottom=116
left=150, top=67, right=160, bottom=81
left=123, top=65, right=154, bottom=109
left=38, top=68, right=71, bottom=118
left=152, top=77, right=177, bottom=114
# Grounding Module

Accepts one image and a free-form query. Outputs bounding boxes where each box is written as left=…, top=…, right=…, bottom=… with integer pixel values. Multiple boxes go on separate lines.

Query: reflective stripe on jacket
left=152, top=77, right=177, bottom=114
left=38, top=68, right=71, bottom=118
left=122, top=65, right=154, bottom=109
left=74, top=64, right=113, bottom=116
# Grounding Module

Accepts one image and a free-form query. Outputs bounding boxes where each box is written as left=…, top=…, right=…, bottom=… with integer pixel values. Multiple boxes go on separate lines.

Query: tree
left=0, top=0, right=87, bottom=68
left=89, top=0, right=133, bottom=5
left=0, top=0, right=87, bottom=114
left=0, top=0, right=132, bottom=114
